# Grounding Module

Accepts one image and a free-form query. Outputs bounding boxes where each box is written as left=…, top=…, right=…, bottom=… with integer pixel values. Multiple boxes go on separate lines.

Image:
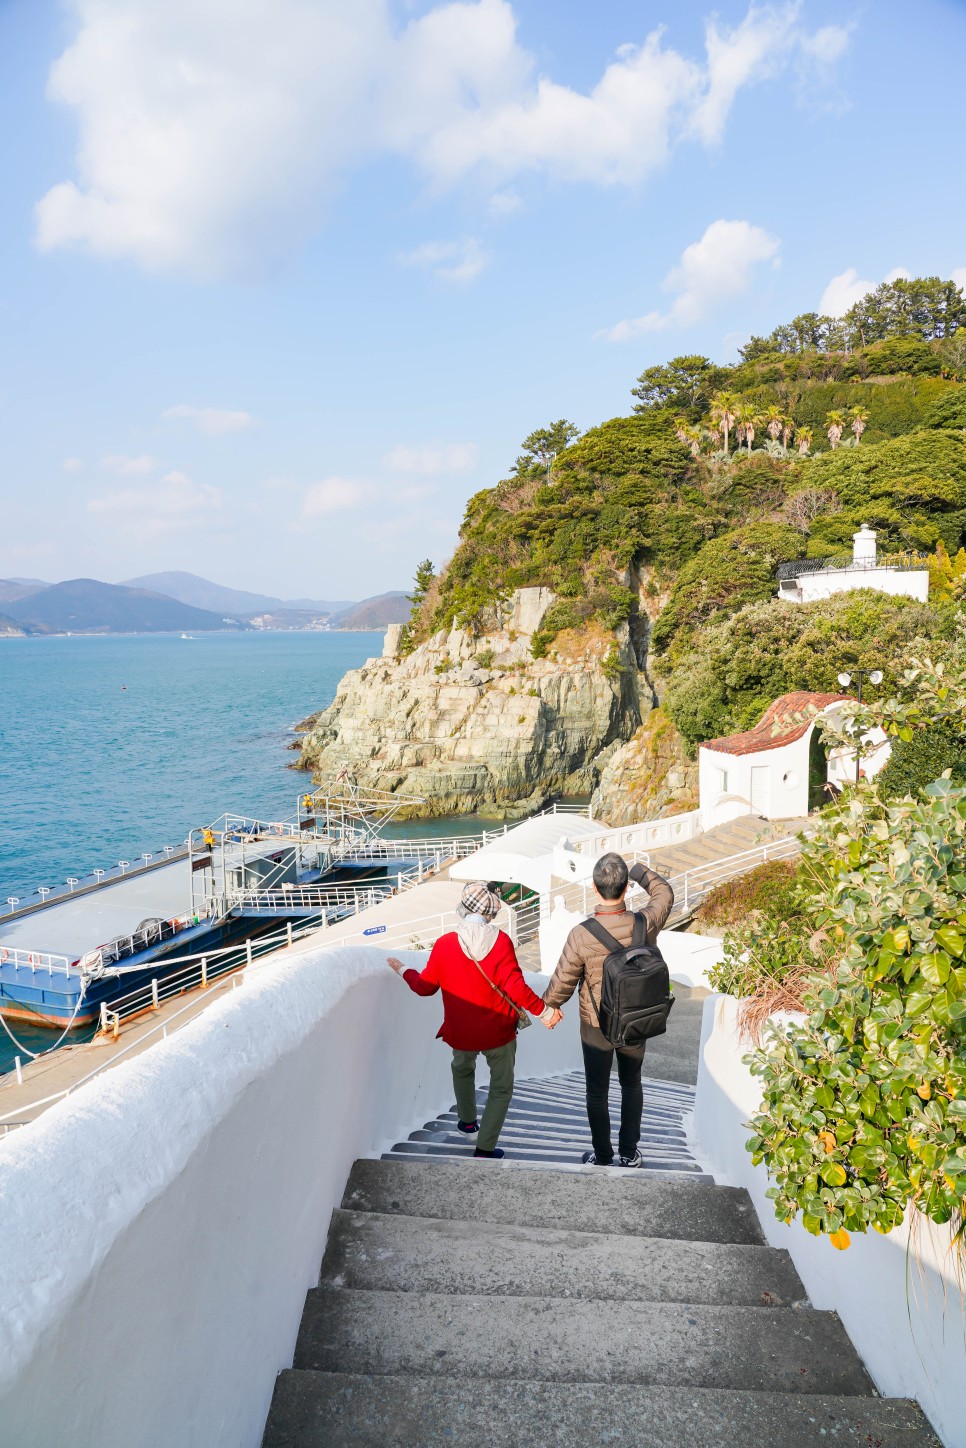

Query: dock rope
left=0, top=980, right=88, bottom=1062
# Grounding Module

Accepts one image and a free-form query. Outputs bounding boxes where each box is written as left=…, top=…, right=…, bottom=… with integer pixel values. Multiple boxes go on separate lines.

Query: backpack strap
left=581, top=917, right=624, bottom=954
left=631, top=911, right=647, bottom=948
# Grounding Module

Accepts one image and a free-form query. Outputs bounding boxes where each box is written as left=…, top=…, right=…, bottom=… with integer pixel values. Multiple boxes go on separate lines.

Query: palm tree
left=849, top=405, right=870, bottom=444
left=734, top=402, right=760, bottom=453
left=710, top=391, right=740, bottom=454
left=780, top=416, right=794, bottom=450
left=796, top=425, right=814, bottom=456
left=672, top=416, right=690, bottom=446
left=825, top=410, right=846, bottom=450
left=764, top=404, right=784, bottom=442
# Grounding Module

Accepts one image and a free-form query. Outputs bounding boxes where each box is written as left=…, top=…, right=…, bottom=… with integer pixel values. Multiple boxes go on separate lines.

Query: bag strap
left=581, top=917, right=624, bottom=954
left=580, top=912, right=648, bottom=1033
left=468, top=951, right=527, bottom=1021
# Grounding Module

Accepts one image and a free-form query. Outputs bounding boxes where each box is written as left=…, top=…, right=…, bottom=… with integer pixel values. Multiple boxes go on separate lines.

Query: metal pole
left=151, top=978, right=159, bottom=1009
left=246, top=939, right=253, bottom=968
left=854, top=673, right=864, bottom=786
left=14, top=1057, right=22, bottom=1086
left=201, top=956, right=208, bottom=988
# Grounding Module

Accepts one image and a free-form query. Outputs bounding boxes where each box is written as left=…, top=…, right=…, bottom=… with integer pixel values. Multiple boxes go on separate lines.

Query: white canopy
left=450, top=814, right=602, bottom=895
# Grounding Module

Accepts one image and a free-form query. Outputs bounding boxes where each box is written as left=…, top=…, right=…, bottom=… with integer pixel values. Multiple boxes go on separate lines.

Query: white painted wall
left=782, top=567, right=929, bottom=605
left=0, top=943, right=584, bottom=1448
left=699, top=734, right=810, bottom=830
left=695, top=994, right=963, bottom=1447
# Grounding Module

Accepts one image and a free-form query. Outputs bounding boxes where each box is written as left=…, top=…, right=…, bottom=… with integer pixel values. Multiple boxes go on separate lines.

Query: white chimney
left=853, top=524, right=877, bottom=565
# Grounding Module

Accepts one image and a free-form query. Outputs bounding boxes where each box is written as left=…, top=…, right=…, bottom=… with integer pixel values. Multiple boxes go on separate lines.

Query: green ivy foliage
left=746, top=779, right=966, bottom=1241
left=662, top=590, right=941, bottom=751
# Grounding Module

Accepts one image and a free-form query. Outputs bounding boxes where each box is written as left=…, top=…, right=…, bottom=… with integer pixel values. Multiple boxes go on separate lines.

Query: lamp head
left=869, top=669, right=883, bottom=686
left=837, top=671, right=852, bottom=688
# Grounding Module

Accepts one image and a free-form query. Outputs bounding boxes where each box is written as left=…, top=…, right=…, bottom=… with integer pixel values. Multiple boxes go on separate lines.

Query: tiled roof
left=702, top=691, right=849, bottom=757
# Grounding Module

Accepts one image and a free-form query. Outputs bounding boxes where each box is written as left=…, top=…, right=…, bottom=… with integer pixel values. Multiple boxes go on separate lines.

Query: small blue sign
left=363, top=925, right=387, bottom=936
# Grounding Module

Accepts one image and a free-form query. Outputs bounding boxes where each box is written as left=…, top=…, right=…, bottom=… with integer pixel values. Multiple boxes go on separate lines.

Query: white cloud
left=952, top=268, right=966, bottom=291
left=301, top=476, right=368, bottom=518
left=34, top=1, right=849, bottom=278
left=488, top=190, right=521, bottom=217
left=402, top=237, right=488, bottom=284
left=819, top=265, right=911, bottom=317
left=163, top=404, right=255, bottom=435
left=599, top=219, right=780, bottom=341
left=102, top=452, right=158, bottom=475
left=88, top=469, right=221, bottom=536
left=62, top=456, right=83, bottom=472
left=384, top=441, right=478, bottom=475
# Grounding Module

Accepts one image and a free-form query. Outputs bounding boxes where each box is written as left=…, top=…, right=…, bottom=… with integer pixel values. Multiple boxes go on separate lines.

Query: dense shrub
left=694, top=858, right=799, bottom=931
left=745, top=777, right=966, bottom=1241
left=924, top=386, right=966, bottom=430
left=662, top=591, right=941, bottom=751
left=876, top=721, right=966, bottom=796
left=652, top=523, right=801, bottom=656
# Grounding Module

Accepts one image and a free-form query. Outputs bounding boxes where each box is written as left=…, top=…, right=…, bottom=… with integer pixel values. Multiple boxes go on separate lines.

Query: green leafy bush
left=745, top=778, right=966, bottom=1242
left=652, top=523, right=801, bottom=656
left=924, top=387, right=966, bottom=430
left=695, top=858, right=799, bottom=931
left=877, top=722, right=966, bottom=796
left=662, top=591, right=940, bottom=752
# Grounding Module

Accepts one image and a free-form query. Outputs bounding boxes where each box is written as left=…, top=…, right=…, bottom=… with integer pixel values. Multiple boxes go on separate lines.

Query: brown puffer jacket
left=542, top=864, right=674, bottom=1049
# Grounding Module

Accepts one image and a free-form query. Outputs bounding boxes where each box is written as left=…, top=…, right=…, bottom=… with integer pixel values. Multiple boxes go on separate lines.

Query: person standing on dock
left=387, top=881, right=561, bottom=1159
left=541, top=854, right=674, bottom=1169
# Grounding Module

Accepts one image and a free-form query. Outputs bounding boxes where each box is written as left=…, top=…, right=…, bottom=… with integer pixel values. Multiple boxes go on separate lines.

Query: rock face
left=297, top=588, right=644, bottom=817
left=591, top=708, right=698, bottom=826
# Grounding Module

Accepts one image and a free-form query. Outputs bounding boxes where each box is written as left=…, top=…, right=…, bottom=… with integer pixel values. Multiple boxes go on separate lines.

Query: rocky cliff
left=591, top=707, right=698, bottom=825
left=296, top=588, right=645, bottom=817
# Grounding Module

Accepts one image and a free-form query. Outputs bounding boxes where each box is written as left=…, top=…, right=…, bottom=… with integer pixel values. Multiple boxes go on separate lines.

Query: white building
left=777, top=525, right=929, bottom=605
left=698, top=690, right=890, bottom=830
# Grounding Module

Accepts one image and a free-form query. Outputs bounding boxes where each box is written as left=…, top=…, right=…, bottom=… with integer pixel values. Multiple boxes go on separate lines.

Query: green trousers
left=451, top=1039, right=517, bottom=1153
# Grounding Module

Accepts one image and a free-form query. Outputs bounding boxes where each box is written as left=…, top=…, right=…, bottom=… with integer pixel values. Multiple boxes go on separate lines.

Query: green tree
left=631, top=355, right=720, bottom=413
left=849, top=405, right=870, bottom=443
left=710, top=390, right=741, bottom=453
left=512, top=420, right=580, bottom=476
left=825, top=409, right=846, bottom=450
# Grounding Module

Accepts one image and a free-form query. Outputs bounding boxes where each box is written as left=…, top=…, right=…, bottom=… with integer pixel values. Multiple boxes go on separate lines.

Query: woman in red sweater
left=388, top=881, right=561, bottom=1158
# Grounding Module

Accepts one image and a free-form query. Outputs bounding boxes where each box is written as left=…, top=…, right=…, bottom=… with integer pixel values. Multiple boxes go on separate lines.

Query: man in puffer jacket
left=542, top=853, right=674, bottom=1168
left=388, top=881, right=560, bottom=1158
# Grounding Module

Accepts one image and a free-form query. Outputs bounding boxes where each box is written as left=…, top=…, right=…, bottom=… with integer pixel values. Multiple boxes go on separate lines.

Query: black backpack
left=581, top=913, right=675, bottom=1049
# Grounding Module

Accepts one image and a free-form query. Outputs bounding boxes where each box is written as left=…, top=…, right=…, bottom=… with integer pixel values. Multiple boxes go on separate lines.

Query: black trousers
left=581, top=1039, right=644, bottom=1163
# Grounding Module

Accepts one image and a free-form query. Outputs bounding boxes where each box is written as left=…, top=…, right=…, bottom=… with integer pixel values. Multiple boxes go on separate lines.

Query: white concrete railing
left=571, top=809, right=702, bottom=860
left=694, top=994, right=963, bottom=1447
left=0, top=944, right=584, bottom=1448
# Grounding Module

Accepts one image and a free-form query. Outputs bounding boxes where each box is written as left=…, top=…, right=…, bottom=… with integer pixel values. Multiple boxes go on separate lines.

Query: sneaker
left=581, top=1150, right=614, bottom=1167
left=617, top=1150, right=643, bottom=1168
left=456, top=1120, right=479, bottom=1135
left=474, top=1147, right=504, bottom=1159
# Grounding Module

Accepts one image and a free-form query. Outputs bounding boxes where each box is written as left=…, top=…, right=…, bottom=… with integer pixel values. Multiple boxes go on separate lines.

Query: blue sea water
left=0, top=630, right=384, bottom=904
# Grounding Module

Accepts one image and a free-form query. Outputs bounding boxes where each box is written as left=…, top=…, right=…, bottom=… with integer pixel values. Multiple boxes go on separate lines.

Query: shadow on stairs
left=261, top=1071, right=942, bottom=1447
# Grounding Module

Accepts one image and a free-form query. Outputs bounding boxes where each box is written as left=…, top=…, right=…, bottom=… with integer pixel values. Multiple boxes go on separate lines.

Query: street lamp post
left=837, top=668, right=884, bottom=785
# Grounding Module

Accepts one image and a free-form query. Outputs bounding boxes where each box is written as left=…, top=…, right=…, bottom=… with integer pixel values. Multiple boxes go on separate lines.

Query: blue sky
left=1, top=0, right=965, bottom=600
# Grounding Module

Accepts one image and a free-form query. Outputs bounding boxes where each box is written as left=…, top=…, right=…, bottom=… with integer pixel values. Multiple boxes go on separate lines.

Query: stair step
left=419, top=1119, right=690, bottom=1146
left=263, top=1372, right=942, bottom=1448
left=321, top=1209, right=807, bottom=1307
left=343, top=1158, right=764, bottom=1243
left=379, top=1149, right=713, bottom=1181
left=294, top=1289, right=875, bottom=1397
left=382, top=1140, right=704, bottom=1171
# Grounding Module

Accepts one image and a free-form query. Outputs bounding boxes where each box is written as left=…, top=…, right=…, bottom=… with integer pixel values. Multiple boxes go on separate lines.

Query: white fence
left=0, top=945, right=584, bottom=1448
left=0, top=947, right=72, bottom=977
left=572, top=809, right=702, bottom=861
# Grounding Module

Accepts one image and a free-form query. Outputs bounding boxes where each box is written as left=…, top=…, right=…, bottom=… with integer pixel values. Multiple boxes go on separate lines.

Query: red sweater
left=403, top=929, right=547, bottom=1051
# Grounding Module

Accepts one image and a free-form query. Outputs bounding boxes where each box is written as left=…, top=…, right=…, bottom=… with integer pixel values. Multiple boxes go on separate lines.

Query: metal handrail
left=0, top=947, right=72, bottom=977
left=777, top=554, right=927, bottom=581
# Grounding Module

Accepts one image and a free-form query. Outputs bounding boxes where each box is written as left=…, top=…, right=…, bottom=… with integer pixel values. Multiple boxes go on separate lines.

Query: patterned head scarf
left=458, top=881, right=502, bottom=920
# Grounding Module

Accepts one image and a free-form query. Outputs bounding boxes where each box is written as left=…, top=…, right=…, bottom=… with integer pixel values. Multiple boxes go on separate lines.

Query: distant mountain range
left=3, top=579, right=240, bottom=634
left=0, top=570, right=409, bottom=634
left=122, top=571, right=353, bottom=617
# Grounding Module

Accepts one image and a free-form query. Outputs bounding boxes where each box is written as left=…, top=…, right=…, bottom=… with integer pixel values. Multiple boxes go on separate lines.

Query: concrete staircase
left=646, top=813, right=809, bottom=883
left=262, top=1072, right=941, bottom=1446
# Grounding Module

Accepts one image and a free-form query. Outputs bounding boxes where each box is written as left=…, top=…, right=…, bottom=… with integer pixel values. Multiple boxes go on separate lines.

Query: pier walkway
left=261, top=984, right=939, bottom=1448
